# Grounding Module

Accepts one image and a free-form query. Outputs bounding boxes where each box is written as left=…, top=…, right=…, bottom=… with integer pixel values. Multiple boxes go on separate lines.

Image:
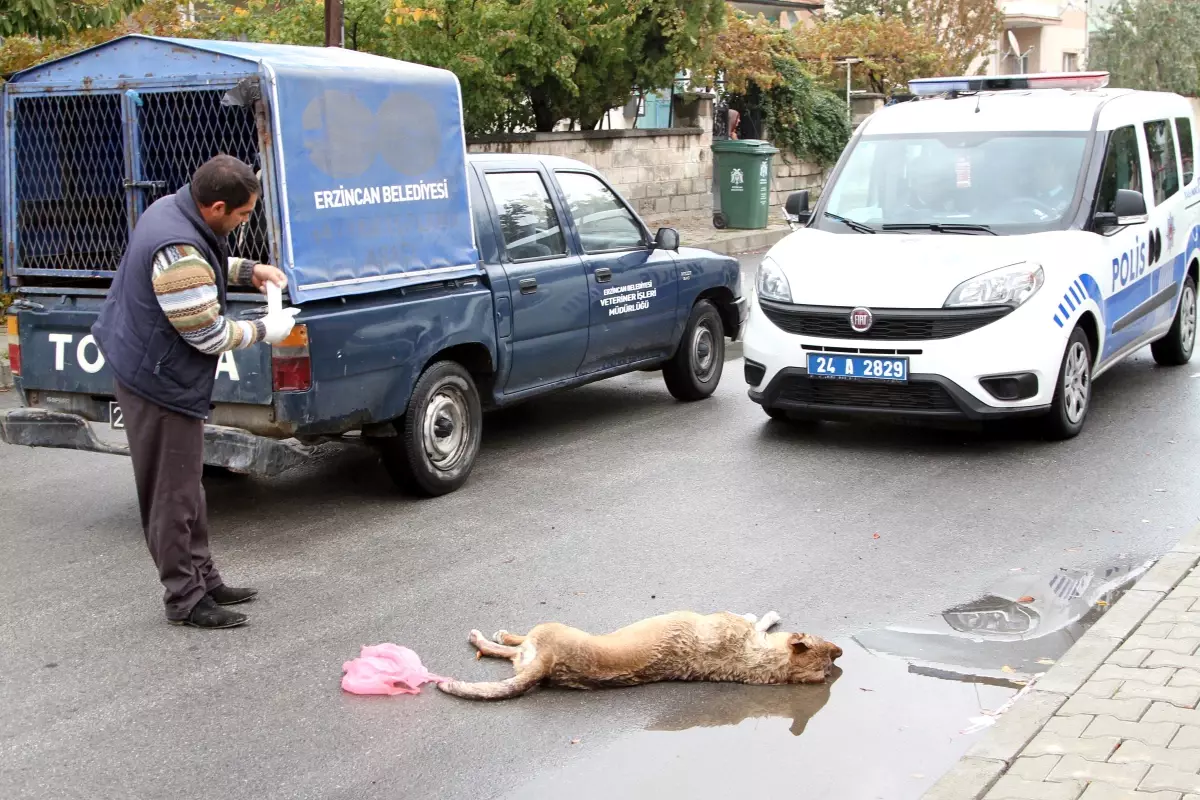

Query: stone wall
left=468, top=94, right=828, bottom=224
left=770, top=156, right=829, bottom=212
left=468, top=128, right=713, bottom=220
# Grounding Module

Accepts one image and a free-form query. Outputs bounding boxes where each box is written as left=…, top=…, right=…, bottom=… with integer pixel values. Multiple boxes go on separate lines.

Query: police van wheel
left=1151, top=274, right=1197, bottom=366
left=764, top=406, right=790, bottom=421
left=664, top=300, right=725, bottom=401
left=1044, top=326, right=1092, bottom=441
left=382, top=361, right=482, bottom=497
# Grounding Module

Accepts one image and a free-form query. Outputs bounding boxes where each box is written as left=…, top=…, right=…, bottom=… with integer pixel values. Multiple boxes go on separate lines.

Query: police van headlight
left=756, top=256, right=792, bottom=303
left=944, top=263, right=1045, bottom=309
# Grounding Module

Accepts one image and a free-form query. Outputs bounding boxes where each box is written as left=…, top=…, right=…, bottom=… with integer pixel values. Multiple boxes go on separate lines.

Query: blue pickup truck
left=0, top=36, right=745, bottom=496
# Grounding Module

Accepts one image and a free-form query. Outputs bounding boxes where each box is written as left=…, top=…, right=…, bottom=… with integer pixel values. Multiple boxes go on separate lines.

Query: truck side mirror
left=784, top=190, right=811, bottom=226
left=1095, top=188, right=1148, bottom=229
left=655, top=227, right=680, bottom=251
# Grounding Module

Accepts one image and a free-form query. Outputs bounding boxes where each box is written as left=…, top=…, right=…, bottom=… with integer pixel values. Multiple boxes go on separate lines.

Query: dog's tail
left=437, top=666, right=545, bottom=701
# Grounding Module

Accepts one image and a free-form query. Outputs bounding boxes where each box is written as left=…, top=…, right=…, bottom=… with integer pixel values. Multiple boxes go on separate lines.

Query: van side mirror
left=1095, top=188, right=1149, bottom=229
left=655, top=227, right=680, bottom=251
left=784, top=190, right=811, bottom=225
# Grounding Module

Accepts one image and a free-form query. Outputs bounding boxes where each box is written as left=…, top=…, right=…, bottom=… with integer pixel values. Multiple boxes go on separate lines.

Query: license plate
left=109, top=401, right=125, bottom=430
left=807, top=353, right=909, bottom=382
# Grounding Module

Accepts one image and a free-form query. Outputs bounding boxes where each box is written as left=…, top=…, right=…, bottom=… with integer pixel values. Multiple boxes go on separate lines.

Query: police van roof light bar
left=908, top=71, right=1110, bottom=97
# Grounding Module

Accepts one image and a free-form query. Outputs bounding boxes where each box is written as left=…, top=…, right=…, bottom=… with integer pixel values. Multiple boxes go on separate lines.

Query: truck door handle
left=595, top=268, right=612, bottom=283
left=519, top=277, right=538, bottom=294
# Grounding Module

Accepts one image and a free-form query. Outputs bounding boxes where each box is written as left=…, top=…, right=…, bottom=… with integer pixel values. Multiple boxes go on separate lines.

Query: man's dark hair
left=190, top=154, right=261, bottom=211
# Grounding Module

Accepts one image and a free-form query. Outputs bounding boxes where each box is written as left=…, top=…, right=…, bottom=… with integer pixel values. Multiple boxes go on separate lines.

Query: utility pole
left=325, top=0, right=344, bottom=48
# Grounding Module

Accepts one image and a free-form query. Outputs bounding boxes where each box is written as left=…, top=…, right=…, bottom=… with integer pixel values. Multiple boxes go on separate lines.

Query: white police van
left=743, top=72, right=1199, bottom=438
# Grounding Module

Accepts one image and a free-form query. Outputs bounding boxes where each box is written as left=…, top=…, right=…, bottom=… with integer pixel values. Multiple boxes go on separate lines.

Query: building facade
left=982, top=1, right=1089, bottom=75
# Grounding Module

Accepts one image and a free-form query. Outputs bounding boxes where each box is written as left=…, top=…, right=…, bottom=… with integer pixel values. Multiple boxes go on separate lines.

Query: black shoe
left=207, top=584, right=258, bottom=606
left=168, top=596, right=248, bottom=629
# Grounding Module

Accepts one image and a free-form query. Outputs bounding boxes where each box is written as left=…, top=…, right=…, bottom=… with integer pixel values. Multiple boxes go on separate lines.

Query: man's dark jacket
left=93, top=185, right=229, bottom=419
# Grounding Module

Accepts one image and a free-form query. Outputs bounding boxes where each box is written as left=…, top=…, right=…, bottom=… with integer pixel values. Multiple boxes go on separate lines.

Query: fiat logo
left=849, top=307, right=873, bottom=333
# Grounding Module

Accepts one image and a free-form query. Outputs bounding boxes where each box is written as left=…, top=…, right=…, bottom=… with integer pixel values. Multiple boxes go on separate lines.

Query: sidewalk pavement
left=926, top=524, right=1200, bottom=800
left=649, top=211, right=791, bottom=255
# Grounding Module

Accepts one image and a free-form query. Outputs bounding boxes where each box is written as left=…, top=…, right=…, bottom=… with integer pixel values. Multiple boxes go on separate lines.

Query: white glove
left=262, top=307, right=301, bottom=345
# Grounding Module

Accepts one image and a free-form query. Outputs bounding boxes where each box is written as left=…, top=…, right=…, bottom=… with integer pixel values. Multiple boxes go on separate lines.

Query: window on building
left=484, top=172, right=567, bottom=261
left=1096, top=125, right=1144, bottom=214
left=1144, top=119, right=1181, bottom=204
left=1062, top=52, right=1079, bottom=72
left=1177, top=117, right=1195, bottom=185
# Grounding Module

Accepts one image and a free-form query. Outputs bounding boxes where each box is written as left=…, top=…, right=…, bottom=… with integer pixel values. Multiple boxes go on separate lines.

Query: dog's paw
left=493, top=629, right=510, bottom=644
left=469, top=629, right=486, bottom=646
left=759, top=611, right=782, bottom=630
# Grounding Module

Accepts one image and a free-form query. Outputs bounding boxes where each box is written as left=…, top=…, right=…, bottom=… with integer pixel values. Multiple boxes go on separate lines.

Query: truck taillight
left=271, top=323, right=310, bottom=392
left=5, top=314, right=18, bottom=376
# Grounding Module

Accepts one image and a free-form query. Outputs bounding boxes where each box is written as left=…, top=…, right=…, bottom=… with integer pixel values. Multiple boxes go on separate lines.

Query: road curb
left=922, top=522, right=1200, bottom=800
left=693, top=227, right=789, bottom=256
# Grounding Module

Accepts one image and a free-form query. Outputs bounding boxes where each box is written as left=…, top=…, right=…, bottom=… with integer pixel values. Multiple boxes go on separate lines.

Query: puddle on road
left=855, top=556, right=1154, bottom=685
left=501, top=557, right=1155, bottom=800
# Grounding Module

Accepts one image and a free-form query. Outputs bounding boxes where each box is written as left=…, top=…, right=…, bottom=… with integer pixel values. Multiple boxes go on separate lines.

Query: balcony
left=1001, top=0, right=1065, bottom=28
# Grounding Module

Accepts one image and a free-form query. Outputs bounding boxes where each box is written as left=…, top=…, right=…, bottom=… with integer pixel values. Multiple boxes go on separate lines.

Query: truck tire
left=1151, top=274, right=1197, bottom=366
left=663, top=299, right=725, bottom=401
left=382, top=361, right=482, bottom=496
left=1043, top=326, right=1092, bottom=441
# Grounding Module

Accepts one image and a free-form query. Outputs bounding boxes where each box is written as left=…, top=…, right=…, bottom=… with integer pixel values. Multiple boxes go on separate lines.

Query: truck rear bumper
left=0, top=409, right=314, bottom=478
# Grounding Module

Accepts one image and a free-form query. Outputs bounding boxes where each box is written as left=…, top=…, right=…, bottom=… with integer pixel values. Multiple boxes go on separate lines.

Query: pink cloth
left=341, top=644, right=449, bottom=696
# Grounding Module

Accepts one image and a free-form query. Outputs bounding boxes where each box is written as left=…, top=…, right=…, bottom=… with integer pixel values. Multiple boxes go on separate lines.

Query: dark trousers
left=114, top=381, right=222, bottom=620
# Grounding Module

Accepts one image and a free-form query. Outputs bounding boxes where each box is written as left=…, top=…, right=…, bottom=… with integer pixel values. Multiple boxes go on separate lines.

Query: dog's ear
left=787, top=633, right=810, bottom=652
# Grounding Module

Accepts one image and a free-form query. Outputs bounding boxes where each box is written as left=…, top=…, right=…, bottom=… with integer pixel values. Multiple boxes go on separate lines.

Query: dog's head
left=782, top=632, right=843, bottom=683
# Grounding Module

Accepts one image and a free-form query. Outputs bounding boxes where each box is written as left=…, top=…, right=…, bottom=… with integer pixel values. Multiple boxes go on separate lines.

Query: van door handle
left=595, top=268, right=612, bottom=283
left=519, top=277, right=538, bottom=294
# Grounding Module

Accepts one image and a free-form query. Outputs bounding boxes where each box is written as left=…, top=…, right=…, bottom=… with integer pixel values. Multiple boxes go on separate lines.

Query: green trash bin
left=711, top=139, right=779, bottom=230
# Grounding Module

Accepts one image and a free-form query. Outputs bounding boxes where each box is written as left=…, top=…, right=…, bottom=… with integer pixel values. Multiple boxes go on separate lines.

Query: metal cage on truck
left=2, top=35, right=480, bottom=303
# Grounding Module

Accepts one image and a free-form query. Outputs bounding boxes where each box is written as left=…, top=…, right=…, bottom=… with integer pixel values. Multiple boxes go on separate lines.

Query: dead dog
left=437, top=610, right=843, bottom=701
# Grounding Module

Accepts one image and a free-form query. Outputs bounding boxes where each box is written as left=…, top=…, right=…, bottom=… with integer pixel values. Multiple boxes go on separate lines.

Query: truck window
left=555, top=171, right=646, bottom=253
left=1144, top=119, right=1180, bottom=204
left=1096, top=125, right=1144, bottom=214
left=1177, top=117, right=1195, bottom=185
left=484, top=172, right=567, bottom=261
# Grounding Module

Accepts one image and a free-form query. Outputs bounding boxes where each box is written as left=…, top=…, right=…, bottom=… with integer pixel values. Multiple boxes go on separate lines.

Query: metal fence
left=13, top=94, right=128, bottom=274
left=9, top=86, right=272, bottom=279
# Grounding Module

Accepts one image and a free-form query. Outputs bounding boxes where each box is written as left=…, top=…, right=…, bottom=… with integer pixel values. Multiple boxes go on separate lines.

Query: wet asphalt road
left=3, top=251, right=1200, bottom=800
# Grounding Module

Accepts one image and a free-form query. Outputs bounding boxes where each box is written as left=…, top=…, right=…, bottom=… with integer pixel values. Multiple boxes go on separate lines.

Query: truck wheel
left=382, top=361, right=482, bottom=496
left=1151, top=274, right=1197, bottom=366
left=1043, top=326, right=1092, bottom=441
left=663, top=300, right=724, bottom=401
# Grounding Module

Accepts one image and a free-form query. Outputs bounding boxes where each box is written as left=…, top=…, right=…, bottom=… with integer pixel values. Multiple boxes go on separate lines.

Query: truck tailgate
left=14, top=296, right=274, bottom=406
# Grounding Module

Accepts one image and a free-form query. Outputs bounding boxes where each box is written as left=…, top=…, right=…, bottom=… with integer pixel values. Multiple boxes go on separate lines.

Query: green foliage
left=735, top=53, right=851, bottom=167
left=1089, top=0, right=1200, bottom=96
left=195, top=0, right=725, bottom=135
left=825, top=0, right=1002, bottom=77
left=694, top=12, right=850, bottom=166
left=0, top=0, right=145, bottom=38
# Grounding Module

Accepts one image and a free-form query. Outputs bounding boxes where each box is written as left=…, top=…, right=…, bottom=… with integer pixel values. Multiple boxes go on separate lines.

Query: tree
left=0, top=0, right=147, bottom=38
left=1, top=0, right=185, bottom=76
left=692, top=12, right=851, bottom=166
left=830, top=0, right=1002, bottom=76
left=1089, top=0, right=1200, bottom=96
left=203, top=0, right=725, bottom=134
left=0, top=0, right=725, bottom=136
left=791, top=14, right=947, bottom=95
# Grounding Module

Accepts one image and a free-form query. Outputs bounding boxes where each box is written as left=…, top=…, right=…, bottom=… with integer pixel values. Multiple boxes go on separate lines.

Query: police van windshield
left=819, top=132, right=1089, bottom=234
